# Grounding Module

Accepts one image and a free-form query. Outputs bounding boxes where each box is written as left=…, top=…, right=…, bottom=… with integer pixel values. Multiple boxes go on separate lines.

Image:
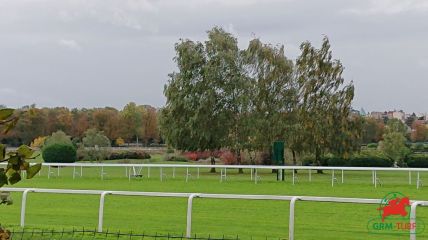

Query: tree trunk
left=315, top=148, right=323, bottom=174
left=237, top=149, right=243, bottom=174
left=210, top=152, right=216, bottom=173
left=292, top=149, right=298, bottom=174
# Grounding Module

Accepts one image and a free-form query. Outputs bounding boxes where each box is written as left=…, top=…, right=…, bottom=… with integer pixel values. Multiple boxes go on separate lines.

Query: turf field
left=1, top=161, right=428, bottom=239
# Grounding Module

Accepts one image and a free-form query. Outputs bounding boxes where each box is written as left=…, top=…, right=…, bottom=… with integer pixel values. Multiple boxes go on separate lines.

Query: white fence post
left=417, top=172, right=421, bottom=189
left=98, top=191, right=112, bottom=232
left=292, top=170, right=295, bottom=185
left=288, top=196, right=301, bottom=240
left=374, top=171, right=377, bottom=188
left=255, top=169, right=258, bottom=184
left=186, top=193, right=200, bottom=238
left=410, top=201, right=423, bottom=240
left=20, top=189, right=34, bottom=227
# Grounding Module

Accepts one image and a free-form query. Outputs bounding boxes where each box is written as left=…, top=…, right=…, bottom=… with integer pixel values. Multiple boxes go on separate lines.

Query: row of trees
left=0, top=103, right=160, bottom=146
left=362, top=117, right=428, bottom=143
left=160, top=27, right=360, bottom=168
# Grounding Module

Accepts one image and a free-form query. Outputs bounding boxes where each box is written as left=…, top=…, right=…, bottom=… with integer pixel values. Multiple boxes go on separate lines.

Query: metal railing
left=2, top=187, right=427, bottom=240
left=6, top=228, right=239, bottom=240
left=2, top=162, right=428, bottom=188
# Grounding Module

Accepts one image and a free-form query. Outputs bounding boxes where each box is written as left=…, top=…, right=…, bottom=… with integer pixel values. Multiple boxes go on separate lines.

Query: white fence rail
left=1, top=187, right=428, bottom=240
left=2, top=162, right=428, bottom=188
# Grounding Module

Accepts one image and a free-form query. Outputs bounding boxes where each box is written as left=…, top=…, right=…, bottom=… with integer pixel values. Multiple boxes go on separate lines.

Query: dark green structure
left=272, top=141, right=285, bottom=165
left=273, top=141, right=285, bottom=181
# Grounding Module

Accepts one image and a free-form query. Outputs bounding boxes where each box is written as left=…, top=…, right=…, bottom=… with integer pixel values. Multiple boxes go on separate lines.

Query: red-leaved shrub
left=182, top=152, right=198, bottom=161
left=220, top=151, right=237, bottom=165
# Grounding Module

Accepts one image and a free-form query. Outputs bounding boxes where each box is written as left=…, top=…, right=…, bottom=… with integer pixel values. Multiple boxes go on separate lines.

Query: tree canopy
left=161, top=28, right=358, bottom=168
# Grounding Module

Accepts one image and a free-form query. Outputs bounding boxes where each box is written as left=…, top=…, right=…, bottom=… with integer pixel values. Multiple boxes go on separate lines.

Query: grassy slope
left=2, top=158, right=428, bottom=239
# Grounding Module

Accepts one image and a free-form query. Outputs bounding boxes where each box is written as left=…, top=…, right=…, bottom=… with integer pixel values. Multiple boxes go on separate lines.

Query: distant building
left=392, top=110, right=405, bottom=122
left=369, top=110, right=406, bottom=122
left=369, top=111, right=384, bottom=120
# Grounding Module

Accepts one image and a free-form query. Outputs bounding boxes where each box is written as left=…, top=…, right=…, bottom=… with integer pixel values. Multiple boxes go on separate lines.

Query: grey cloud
left=0, top=0, right=427, bottom=113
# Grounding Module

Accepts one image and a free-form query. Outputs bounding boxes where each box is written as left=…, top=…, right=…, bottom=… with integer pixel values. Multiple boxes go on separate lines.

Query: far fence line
left=1, top=162, right=427, bottom=188
left=2, top=187, right=427, bottom=240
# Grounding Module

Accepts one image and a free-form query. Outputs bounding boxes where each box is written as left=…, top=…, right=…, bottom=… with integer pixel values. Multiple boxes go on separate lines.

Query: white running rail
left=2, top=162, right=428, bottom=188
left=1, top=187, right=427, bottom=240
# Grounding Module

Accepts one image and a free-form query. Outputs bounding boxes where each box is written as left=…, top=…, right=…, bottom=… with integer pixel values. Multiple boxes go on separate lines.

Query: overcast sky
left=1, top=0, right=427, bottom=113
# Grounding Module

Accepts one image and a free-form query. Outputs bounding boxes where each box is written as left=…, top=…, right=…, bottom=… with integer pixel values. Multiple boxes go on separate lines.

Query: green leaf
left=0, top=108, right=14, bottom=121
left=17, top=145, right=34, bottom=159
left=5, top=168, right=16, bottom=178
left=7, top=155, right=19, bottom=165
left=7, top=171, right=21, bottom=185
left=26, top=163, right=41, bottom=179
left=3, top=118, right=18, bottom=134
left=0, top=169, right=7, bottom=188
left=0, top=144, right=5, bottom=161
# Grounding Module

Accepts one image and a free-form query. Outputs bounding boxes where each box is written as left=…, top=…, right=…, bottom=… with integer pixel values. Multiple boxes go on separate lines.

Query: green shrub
left=166, top=148, right=174, bottom=154
left=43, top=131, right=73, bottom=148
left=42, top=144, right=77, bottom=163
left=407, top=154, right=428, bottom=168
left=411, top=143, right=425, bottom=151
left=326, top=157, right=347, bottom=166
left=77, top=147, right=110, bottom=162
left=108, top=150, right=151, bottom=160
left=301, top=156, right=314, bottom=166
left=348, top=156, right=393, bottom=167
left=367, top=143, right=378, bottom=149
left=320, top=154, right=392, bottom=167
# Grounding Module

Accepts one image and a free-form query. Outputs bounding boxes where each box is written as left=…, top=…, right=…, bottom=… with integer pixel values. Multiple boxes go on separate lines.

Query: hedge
left=347, top=156, right=393, bottom=167
left=42, top=144, right=77, bottom=163
left=407, top=155, right=428, bottom=168
left=108, top=150, right=151, bottom=160
left=303, top=155, right=393, bottom=167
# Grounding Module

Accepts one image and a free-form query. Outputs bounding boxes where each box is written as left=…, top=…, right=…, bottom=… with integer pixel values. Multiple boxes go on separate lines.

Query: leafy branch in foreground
left=0, top=108, right=42, bottom=205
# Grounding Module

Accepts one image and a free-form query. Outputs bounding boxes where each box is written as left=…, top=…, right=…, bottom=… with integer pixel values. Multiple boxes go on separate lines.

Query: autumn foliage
left=0, top=104, right=160, bottom=147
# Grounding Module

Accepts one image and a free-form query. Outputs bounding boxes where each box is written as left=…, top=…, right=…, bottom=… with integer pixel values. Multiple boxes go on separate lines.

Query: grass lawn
left=2, top=158, right=428, bottom=239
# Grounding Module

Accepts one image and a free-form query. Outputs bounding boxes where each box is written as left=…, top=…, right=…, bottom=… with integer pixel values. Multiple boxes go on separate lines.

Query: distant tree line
left=0, top=102, right=160, bottom=147
left=362, top=116, right=428, bottom=143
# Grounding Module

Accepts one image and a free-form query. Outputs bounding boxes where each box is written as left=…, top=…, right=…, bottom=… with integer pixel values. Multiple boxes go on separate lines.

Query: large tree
left=142, top=105, right=159, bottom=144
left=92, top=107, right=121, bottom=142
left=121, top=102, right=144, bottom=144
left=244, top=39, right=297, bottom=163
left=160, top=27, right=243, bottom=171
left=362, top=117, right=385, bottom=143
left=296, top=37, right=356, bottom=170
left=411, top=121, right=428, bottom=142
left=385, top=118, right=408, bottom=136
left=380, top=132, right=410, bottom=166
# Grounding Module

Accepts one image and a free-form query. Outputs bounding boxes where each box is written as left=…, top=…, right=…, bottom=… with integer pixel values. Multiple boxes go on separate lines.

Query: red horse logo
left=377, top=197, right=410, bottom=222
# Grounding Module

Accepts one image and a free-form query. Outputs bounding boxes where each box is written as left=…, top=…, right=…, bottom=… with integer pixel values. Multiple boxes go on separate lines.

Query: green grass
left=2, top=161, right=428, bottom=239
